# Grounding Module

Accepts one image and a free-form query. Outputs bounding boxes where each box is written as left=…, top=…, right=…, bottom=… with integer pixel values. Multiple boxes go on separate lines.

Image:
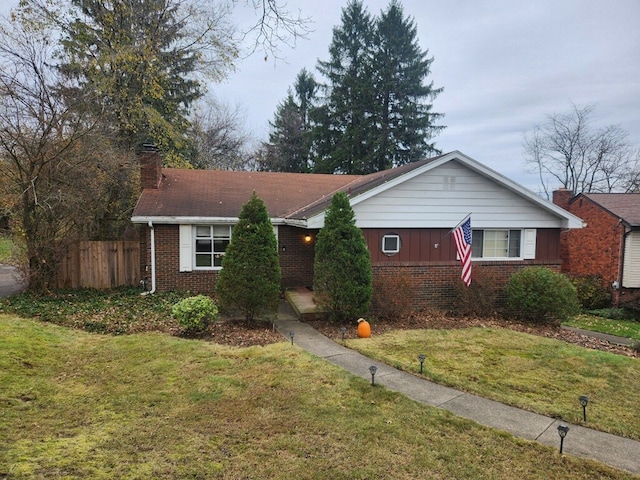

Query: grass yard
left=1, top=315, right=636, bottom=480
left=565, top=313, right=640, bottom=340
left=0, top=236, right=14, bottom=263
left=345, top=328, right=640, bottom=441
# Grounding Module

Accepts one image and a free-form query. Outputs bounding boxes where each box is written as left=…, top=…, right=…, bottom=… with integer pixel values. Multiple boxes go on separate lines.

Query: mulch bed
left=208, top=312, right=638, bottom=358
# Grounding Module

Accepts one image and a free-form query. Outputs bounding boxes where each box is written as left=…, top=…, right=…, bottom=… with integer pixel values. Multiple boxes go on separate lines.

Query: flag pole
left=442, top=213, right=472, bottom=240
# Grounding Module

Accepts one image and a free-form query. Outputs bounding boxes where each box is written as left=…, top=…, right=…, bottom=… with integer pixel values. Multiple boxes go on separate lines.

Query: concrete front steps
left=284, top=287, right=324, bottom=321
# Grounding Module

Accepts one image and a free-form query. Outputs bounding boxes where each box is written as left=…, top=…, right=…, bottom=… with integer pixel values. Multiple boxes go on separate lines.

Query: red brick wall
left=139, top=149, right=163, bottom=189
left=557, top=196, right=624, bottom=287
left=142, top=224, right=562, bottom=310
left=278, top=226, right=317, bottom=288
left=372, top=260, right=560, bottom=312
left=141, top=224, right=318, bottom=294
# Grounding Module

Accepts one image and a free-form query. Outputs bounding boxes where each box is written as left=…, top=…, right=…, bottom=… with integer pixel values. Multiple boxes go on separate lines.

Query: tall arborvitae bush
left=216, top=192, right=281, bottom=323
left=313, top=191, right=372, bottom=322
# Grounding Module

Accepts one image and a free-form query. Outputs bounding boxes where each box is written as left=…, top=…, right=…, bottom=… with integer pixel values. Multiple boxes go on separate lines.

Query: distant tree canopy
left=524, top=103, right=639, bottom=198
left=0, top=1, right=308, bottom=291
left=14, top=0, right=309, bottom=169
left=263, top=0, right=444, bottom=174
left=259, top=69, right=317, bottom=172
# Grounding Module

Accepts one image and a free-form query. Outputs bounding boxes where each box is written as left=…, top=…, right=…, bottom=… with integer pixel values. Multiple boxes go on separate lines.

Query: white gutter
left=141, top=220, right=156, bottom=295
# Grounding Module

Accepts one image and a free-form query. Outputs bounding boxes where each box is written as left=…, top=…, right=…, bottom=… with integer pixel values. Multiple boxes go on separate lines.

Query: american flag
left=453, top=216, right=472, bottom=286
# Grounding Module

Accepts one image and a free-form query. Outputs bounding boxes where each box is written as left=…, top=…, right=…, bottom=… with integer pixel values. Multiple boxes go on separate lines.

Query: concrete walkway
left=0, top=264, right=26, bottom=298
left=563, top=325, right=635, bottom=347
left=273, top=301, right=640, bottom=476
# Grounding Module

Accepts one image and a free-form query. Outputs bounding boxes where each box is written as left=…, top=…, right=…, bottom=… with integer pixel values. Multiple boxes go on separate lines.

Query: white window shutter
left=622, top=231, right=640, bottom=288
left=523, top=229, right=536, bottom=259
left=179, top=225, right=192, bottom=272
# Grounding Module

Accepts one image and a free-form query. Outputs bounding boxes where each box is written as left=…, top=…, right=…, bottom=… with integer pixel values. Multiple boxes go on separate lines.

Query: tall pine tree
left=313, top=0, right=377, bottom=174
left=261, top=69, right=317, bottom=172
left=265, top=0, right=445, bottom=174
left=372, top=0, right=444, bottom=170
left=58, top=0, right=233, bottom=166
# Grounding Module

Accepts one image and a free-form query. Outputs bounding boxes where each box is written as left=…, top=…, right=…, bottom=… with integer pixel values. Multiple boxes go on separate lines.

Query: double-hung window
left=472, top=230, right=522, bottom=259
left=195, top=225, right=232, bottom=268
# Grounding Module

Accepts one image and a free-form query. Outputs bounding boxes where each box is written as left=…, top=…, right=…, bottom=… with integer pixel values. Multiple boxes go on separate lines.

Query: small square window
left=382, top=234, right=401, bottom=255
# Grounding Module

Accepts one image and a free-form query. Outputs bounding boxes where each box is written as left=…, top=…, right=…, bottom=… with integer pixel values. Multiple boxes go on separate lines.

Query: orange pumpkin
left=357, top=318, right=371, bottom=338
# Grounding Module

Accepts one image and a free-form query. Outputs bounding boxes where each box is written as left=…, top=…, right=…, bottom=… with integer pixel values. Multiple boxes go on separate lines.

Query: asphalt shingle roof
left=581, top=193, right=640, bottom=227
left=132, top=156, right=444, bottom=221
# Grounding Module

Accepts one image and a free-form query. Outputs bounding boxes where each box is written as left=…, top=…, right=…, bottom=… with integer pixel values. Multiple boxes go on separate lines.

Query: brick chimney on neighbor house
left=552, top=188, right=574, bottom=210
left=139, top=143, right=163, bottom=189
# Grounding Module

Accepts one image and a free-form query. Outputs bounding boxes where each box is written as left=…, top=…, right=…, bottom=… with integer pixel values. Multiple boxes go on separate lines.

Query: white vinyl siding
left=622, top=231, right=640, bottom=288
left=348, top=162, right=563, bottom=229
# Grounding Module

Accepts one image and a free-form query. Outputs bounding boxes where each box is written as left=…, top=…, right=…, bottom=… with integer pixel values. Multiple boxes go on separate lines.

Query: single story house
left=132, top=148, right=583, bottom=311
left=553, top=190, right=640, bottom=305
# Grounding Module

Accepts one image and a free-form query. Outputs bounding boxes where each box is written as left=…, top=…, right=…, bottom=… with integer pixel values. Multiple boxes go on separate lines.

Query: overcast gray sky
left=2, top=0, right=638, bottom=193
left=218, top=0, right=640, bottom=193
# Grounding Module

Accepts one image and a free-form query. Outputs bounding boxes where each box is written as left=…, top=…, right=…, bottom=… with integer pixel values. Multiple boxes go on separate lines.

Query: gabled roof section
left=131, top=151, right=584, bottom=229
left=578, top=193, right=640, bottom=227
left=301, top=151, right=584, bottom=229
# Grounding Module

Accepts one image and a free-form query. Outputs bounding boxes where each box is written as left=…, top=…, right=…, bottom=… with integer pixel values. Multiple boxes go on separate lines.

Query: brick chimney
left=552, top=188, right=573, bottom=210
left=138, top=143, right=163, bottom=189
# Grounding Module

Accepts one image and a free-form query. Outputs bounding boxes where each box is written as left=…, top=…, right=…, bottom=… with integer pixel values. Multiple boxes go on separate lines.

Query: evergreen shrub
left=215, top=192, right=281, bottom=323
left=505, top=267, right=579, bottom=324
left=172, top=295, right=219, bottom=334
left=313, top=192, right=372, bottom=322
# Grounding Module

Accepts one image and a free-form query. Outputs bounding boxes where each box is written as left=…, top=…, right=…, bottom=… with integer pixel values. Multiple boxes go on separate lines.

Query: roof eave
left=132, top=216, right=290, bottom=225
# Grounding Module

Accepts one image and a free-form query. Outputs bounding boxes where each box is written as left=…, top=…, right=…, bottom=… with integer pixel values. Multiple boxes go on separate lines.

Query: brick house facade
left=553, top=189, right=640, bottom=306
left=133, top=150, right=582, bottom=312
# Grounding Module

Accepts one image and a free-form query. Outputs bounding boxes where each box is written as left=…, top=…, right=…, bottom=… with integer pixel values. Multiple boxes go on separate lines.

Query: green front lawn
left=564, top=313, right=640, bottom=340
left=0, top=236, right=14, bottom=263
left=346, top=327, right=640, bottom=441
left=1, top=315, right=634, bottom=479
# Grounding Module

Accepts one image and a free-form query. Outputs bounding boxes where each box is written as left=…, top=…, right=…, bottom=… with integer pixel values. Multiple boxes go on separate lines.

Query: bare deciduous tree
left=188, top=99, right=253, bottom=170
left=524, top=103, right=638, bottom=198
left=0, top=16, right=138, bottom=291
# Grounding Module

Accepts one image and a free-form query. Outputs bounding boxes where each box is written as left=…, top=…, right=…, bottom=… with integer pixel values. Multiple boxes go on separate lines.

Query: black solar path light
left=557, top=424, right=569, bottom=454
left=289, top=331, right=295, bottom=345
left=418, top=354, right=426, bottom=374
left=341, top=326, right=347, bottom=341
left=369, top=365, right=378, bottom=386
left=579, top=395, right=589, bottom=422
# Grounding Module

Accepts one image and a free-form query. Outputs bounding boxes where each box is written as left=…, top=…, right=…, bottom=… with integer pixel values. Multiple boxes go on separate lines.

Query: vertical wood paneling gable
left=352, top=161, right=560, bottom=229
left=363, top=228, right=455, bottom=263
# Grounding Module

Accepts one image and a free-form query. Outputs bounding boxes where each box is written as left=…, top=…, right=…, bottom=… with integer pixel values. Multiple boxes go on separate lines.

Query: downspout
left=141, top=220, right=157, bottom=295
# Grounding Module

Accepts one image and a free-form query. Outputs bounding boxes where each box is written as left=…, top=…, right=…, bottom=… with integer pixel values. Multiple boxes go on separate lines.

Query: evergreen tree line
left=259, top=0, right=445, bottom=175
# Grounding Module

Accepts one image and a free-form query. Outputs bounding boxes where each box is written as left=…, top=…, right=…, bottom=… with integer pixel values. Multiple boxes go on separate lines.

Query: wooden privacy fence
left=56, top=241, right=140, bottom=289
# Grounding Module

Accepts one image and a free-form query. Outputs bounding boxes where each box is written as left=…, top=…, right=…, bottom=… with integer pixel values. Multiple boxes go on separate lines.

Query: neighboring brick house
left=132, top=148, right=582, bottom=311
left=553, top=190, right=640, bottom=305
